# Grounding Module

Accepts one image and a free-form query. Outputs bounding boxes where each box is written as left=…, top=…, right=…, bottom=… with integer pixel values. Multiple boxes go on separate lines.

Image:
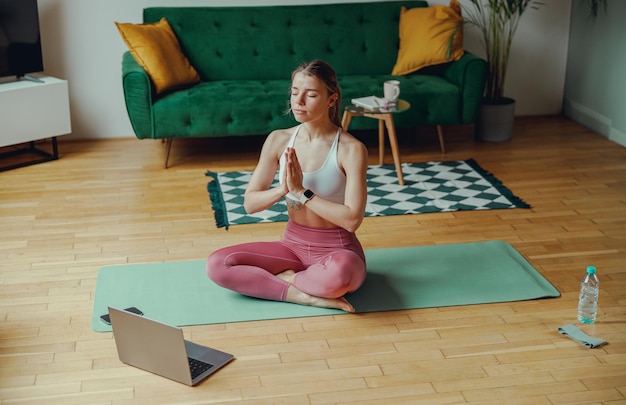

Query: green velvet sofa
left=121, top=1, right=486, bottom=167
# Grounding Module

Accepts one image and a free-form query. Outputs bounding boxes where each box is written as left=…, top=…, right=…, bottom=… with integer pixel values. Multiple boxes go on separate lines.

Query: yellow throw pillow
left=115, top=18, right=200, bottom=94
left=391, top=0, right=464, bottom=76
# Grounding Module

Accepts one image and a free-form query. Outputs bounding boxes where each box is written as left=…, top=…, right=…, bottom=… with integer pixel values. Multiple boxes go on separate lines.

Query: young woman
left=206, top=60, right=368, bottom=312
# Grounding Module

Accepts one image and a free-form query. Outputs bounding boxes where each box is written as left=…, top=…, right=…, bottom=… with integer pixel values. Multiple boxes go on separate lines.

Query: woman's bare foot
left=285, top=284, right=355, bottom=313
left=276, top=270, right=355, bottom=312
left=276, top=269, right=296, bottom=283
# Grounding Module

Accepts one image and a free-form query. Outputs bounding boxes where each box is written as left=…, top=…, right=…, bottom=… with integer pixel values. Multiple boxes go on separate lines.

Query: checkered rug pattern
left=206, top=159, right=529, bottom=229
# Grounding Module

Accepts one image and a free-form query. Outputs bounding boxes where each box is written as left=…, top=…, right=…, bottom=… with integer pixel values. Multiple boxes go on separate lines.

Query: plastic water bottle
left=577, top=266, right=599, bottom=324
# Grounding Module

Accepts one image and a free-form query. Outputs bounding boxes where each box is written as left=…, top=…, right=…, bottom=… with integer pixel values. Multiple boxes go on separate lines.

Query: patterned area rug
left=206, top=159, right=529, bottom=229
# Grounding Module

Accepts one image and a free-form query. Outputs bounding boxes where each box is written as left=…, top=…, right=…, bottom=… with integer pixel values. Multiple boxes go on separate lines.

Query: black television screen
left=0, top=0, right=44, bottom=78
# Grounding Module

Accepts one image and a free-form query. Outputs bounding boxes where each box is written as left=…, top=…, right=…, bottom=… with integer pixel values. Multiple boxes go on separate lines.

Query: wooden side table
left=341, top=99, right=410, bottom=185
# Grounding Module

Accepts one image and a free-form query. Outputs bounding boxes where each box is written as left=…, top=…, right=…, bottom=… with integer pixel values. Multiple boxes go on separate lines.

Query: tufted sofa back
left=144, top=1, right=428, bottom=82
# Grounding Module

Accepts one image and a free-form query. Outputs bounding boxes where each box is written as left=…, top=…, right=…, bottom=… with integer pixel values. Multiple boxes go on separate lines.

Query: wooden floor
left=1, top=115, right=625, bottom=404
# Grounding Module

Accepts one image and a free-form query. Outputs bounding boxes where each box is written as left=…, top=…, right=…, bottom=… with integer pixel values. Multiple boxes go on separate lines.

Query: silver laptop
left=108, top=306, right=234, bottom=386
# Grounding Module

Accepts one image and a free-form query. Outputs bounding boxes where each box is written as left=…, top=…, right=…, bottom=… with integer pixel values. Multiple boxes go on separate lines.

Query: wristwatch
left=299, top=189, right=315, bottom=205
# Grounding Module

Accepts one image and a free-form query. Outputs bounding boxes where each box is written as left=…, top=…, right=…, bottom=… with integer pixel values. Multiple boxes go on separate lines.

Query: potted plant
left=463, top=0, right=544, bottom=141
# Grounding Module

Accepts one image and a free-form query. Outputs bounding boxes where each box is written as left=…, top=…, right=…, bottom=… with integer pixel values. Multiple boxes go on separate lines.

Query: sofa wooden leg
left=436, top=125, right=445, bottom=154
left=164, top=138, right=173, bottom=169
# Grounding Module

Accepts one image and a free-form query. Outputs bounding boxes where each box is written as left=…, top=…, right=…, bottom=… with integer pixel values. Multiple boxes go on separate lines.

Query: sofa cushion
left=152, top=80, right=297, bottom=138
left=148, top=74, right=461, bottom=139
left=391, top=0, right=464, bottom=76
left=144, top=2, right=430, bottom=81
left=115, top=18, right=200, bottom=94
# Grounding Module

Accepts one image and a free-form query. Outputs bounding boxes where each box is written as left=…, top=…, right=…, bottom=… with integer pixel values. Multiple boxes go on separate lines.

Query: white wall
left=564, top=0, right=626, bottom=147
left=36, top=0, right=571, bottom=139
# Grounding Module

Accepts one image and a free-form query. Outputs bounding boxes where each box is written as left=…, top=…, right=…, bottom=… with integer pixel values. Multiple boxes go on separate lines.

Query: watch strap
left=299, top=189, right=315, bottom=204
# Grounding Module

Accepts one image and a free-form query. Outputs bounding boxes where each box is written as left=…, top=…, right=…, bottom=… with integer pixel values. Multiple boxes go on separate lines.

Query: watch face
left=304, top=189, right=315, bottom=198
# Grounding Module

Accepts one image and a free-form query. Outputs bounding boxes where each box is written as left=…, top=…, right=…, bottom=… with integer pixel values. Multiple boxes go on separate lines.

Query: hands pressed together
left=282, top=147, right=305, bottom=198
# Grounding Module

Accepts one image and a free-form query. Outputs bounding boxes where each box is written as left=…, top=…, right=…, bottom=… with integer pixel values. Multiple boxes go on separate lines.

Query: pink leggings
left=206, top=221, right=366, bottom=301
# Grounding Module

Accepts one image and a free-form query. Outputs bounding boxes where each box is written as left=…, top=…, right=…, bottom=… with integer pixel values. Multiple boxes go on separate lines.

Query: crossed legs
left=206, top=238, right=366, bottom=312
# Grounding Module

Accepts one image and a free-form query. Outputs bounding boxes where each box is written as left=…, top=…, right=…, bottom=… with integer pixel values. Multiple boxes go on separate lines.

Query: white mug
left=383, top=80, right=400, bottom=103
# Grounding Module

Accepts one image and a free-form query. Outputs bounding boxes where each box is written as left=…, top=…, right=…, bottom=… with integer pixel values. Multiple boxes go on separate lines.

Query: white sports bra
left=279, top=125, right=346, bottom=205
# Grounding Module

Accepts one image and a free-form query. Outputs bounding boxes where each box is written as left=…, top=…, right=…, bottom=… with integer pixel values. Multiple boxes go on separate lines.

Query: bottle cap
left=586, top=266, right=596, bottom=275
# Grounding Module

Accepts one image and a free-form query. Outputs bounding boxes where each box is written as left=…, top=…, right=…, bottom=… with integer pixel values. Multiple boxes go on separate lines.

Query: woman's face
left=290, top=72, right=333, bottom=124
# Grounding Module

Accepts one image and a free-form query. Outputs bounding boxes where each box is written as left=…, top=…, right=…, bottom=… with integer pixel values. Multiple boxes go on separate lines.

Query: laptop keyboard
left=188, top=357, right=214, bottom=379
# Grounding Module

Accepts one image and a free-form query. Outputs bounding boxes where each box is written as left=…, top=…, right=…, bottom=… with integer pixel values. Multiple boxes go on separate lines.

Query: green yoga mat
left=91, top=240, right=559, bottom=332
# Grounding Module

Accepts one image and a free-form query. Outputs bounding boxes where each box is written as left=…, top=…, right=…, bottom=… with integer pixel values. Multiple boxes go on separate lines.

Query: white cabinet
left=0, top=75, right=71, bottom=170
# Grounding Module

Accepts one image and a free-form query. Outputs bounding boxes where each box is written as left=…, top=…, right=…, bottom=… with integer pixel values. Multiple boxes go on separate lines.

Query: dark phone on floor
left=100, top=307, right=143, bottom=325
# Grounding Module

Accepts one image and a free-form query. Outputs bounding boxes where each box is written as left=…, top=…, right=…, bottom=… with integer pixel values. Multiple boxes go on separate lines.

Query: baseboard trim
left=563, top=98, right=625, bottom=147
left=609, top=127, right=626, bottom=148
